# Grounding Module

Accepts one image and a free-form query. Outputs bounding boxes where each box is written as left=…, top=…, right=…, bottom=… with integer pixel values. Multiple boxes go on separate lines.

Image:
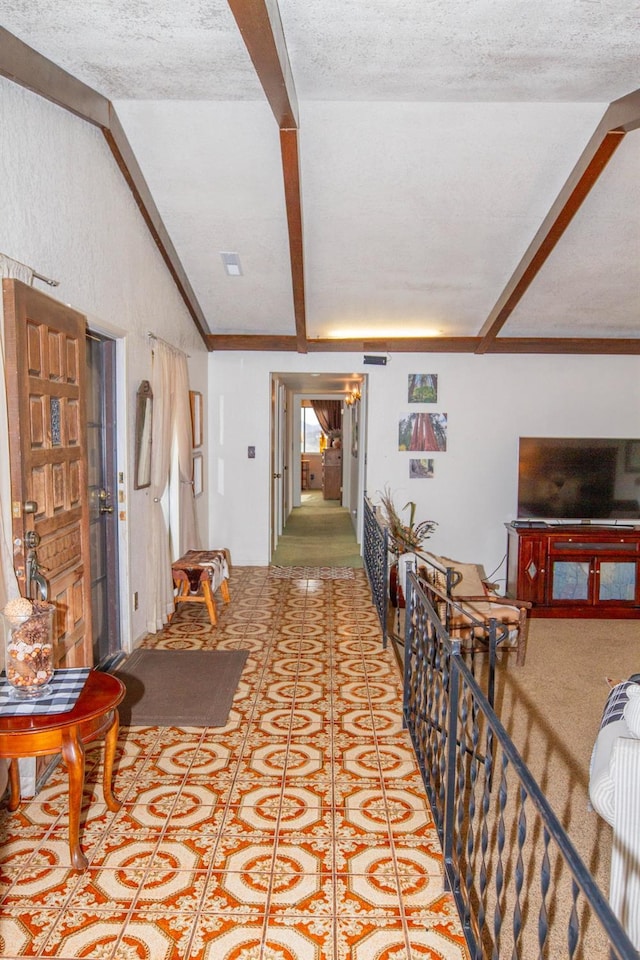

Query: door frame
left=85, top=318, right=131, bottom=655
left=269, top=373, right=368, bottom=556
left=86, top=329, right=123, bottom=667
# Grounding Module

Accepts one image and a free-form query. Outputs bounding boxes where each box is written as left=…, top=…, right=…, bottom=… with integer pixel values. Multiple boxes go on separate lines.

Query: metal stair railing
left=362, top=494, right=388, bottom=647
left=403, top=570, right=638, bottom=960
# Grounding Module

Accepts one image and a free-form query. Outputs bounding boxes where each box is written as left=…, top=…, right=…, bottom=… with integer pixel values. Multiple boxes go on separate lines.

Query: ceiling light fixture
left=345, top=387, right=361, bottom=406
left=220, top=252, right=243, bottom=276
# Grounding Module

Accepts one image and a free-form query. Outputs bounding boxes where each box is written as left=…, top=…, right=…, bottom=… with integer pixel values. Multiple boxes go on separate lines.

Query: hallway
left=0, top=567, right=467, bottom=959
left=272, top=492, right=363, bottom=568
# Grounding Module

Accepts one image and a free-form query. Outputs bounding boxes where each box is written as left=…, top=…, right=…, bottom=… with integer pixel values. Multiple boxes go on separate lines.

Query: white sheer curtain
left=147, top=341, right=175, bottom=632
left=146, top=339, right=199, bottom=632
left=0, top=257, right=33, bottom=611
left=175, top=353, right=199, bottom=554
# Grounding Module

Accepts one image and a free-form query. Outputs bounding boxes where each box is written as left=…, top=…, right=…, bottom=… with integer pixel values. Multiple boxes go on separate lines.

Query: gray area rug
left=115, top=648, right=248, bottom=727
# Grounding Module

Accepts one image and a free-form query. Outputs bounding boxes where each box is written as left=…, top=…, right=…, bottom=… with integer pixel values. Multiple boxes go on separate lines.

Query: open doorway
left=270, top=372, right=367, bottom=563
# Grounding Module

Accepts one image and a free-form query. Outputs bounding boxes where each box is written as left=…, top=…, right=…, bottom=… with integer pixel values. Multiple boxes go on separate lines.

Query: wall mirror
left=134, top=380, right=153, bottom=489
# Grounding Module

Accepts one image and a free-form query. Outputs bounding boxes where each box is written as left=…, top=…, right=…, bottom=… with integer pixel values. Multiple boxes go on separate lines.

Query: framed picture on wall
left=408, top=374, right=438, bottom=403
left=190, top=391, right=203, bottom=448
left=398, top=413, right=447, bottom=452
left=410, top=458, right=434, bottom=478
left=192, top=452, right=203, bottom=497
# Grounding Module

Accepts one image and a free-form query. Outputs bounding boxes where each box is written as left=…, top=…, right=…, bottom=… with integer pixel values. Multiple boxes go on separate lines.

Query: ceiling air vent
left=220, top=252, right=242, bottom=276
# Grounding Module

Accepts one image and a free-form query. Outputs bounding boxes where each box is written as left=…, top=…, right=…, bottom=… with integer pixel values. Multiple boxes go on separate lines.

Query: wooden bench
left=170, top=549, right=231, bottom=626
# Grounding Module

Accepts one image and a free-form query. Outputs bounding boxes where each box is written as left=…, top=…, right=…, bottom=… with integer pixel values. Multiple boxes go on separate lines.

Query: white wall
left=209, top=350, right=640, bottom=588
left=1, top=78, right=209, bottom=647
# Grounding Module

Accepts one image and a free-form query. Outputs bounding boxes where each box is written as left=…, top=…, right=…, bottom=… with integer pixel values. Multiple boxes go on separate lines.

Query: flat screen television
left=517, top=438, right=640, bottom=521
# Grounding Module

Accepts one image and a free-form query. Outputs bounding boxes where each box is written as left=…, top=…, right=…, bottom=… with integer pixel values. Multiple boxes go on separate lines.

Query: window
left=301, top=407, right=322, bottom=453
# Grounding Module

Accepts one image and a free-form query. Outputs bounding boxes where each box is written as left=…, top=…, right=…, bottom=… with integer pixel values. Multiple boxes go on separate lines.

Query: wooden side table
left=0, top=670, right=126, bottom=870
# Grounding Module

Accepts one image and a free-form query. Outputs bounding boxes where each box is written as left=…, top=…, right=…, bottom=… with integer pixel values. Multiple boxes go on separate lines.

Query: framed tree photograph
left=399, top=413, right=447, bottom=452
left=410, top=458, right=434, bottom=479
left=408, top=374, right=438, bottom=403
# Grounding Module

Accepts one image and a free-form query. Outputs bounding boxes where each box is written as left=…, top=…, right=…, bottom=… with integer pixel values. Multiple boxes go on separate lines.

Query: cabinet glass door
left=551, top=561, right=590, bottom=601
left=599, top=562, right=637, bottom=602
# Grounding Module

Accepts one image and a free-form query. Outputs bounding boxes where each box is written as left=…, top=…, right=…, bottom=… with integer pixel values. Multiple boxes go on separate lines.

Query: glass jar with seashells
left=1, top=597, right=55, bottom=698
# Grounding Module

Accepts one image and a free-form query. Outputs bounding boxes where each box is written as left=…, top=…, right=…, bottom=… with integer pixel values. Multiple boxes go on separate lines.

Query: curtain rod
left=1, top=252, right=59, bottom=287
left=33, top=271, right=59, bottom=287
left=148, top=331, right=190, bottom=358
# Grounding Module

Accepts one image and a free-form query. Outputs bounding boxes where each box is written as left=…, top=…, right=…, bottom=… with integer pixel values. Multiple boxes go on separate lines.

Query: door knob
left=98, top=490, right=114, bottom=514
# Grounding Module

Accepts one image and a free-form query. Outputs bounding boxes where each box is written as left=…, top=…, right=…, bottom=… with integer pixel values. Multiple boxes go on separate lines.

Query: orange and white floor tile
left=0, top=567, right=469, bottom=959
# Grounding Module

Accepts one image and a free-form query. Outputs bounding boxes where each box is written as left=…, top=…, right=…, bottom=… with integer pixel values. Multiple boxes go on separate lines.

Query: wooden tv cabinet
left=505, top=522, right=640, bottom=618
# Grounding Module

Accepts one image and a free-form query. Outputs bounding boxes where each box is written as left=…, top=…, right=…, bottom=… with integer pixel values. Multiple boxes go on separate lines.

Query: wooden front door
left=3, top=279, right=92, bottom=668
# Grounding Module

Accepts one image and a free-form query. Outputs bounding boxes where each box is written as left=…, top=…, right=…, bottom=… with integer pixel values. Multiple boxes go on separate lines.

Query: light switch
left=248, top=446, right=255, bottom=459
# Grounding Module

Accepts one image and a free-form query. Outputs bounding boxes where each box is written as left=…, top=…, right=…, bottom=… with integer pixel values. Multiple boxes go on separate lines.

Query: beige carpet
left=490, top=617, right=640, bottom=901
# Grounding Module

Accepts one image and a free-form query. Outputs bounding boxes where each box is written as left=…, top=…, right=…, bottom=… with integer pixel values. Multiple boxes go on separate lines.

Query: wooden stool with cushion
left=170, top=549, right=231, bottom=626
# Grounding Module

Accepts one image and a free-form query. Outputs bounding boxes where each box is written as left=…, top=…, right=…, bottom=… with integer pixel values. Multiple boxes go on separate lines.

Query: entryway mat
left=115, top=649, right=248, bottom=726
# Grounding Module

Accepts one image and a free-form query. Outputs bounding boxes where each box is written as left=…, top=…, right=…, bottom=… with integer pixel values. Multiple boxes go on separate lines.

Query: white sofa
left=589, top=678, right=640, bottom=949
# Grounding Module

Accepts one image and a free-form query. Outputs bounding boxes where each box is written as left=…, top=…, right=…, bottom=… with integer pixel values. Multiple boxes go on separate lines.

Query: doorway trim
left=86, top=318, right=131, bottom=655
left=269, top=371, right=367, bottom=561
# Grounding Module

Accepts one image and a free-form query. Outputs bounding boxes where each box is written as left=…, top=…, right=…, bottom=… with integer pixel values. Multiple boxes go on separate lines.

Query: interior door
left=270, top=376, right=286, bottom=557
left=3, top=279, right=92, bottom=667
left=86, top=332, right=121, bottom=667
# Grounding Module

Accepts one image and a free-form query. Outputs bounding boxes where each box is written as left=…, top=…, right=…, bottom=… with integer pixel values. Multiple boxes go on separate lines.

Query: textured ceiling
left=1, top=1, right=638, bottom=351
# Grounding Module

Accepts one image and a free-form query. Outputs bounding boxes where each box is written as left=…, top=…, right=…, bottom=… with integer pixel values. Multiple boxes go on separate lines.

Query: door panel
left=3, top=279, right=92, bottom=667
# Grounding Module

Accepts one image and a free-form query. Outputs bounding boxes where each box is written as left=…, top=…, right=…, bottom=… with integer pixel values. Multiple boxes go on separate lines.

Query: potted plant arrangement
left=378, top=486, right=437, bottom=606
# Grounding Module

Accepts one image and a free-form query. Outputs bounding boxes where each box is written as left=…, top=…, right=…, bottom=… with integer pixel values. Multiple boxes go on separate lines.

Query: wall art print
left=410, top=458, right=434, bottom=479
left=399, top=413, right=447, bottom=452
left=408, top=373, right=438, bottom=403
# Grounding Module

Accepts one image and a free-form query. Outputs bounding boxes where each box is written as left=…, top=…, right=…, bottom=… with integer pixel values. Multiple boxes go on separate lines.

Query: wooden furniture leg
left=8, top=758, right=20, bottom=812
left=102, top=711, right=122, bottom=813
left=221, top=579, right=231, bottom=603
left=61, top=730, right=88, bottom=870
left=202, top=579, right=218, bottom=625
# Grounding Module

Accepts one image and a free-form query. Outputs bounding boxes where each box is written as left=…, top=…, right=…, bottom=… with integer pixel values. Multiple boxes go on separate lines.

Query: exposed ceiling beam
left=208, top=334, right=640, bottom=354
left=485, top=337, right=640, bottom=355
left=226, top=0, right=298, bottom=128
left=207, top=334, right=299, bottom=351
left=280, top=129, right=307, bottom=352
left=0, top=28, right=211, bottom=348
left=105, top=107, right=211, bottom=342
left=227, top=0, right=307, bottom=351
left=0, top=27, right=109, bottom=126
left=476, top=87, right=640, bottom=354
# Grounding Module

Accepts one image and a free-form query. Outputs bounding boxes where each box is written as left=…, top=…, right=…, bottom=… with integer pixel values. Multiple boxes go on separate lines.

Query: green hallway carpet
left=271, top=491, right=363, bottom=567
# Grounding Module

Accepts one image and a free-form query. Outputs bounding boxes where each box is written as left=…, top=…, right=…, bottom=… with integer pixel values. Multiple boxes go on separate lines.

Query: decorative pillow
left=440, top=558, right=487, bottom=597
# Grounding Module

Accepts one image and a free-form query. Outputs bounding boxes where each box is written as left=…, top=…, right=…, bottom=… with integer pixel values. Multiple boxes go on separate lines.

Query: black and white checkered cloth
left=0, top=668, right=90, bottom=717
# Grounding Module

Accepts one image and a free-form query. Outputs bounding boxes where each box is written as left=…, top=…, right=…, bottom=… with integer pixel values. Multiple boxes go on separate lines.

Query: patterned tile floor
left=0, top=567, right=469, bottom=959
